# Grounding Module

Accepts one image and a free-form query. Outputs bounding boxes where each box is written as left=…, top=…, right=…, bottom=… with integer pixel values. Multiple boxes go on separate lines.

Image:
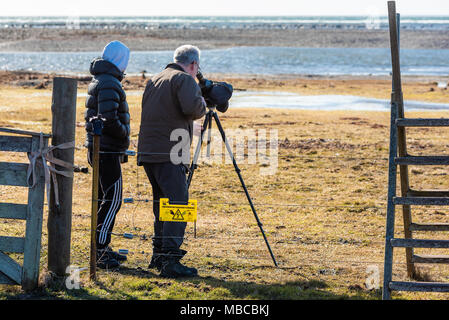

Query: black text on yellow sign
left=159, top=198, right=197, bottom=222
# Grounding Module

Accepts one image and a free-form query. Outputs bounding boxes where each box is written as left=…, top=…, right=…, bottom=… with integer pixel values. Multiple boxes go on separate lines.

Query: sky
left=1, top=0, right=449, bottom=16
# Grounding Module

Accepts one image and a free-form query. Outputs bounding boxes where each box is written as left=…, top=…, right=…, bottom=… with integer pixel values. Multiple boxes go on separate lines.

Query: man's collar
left=165, top=63, right=186, bottom=73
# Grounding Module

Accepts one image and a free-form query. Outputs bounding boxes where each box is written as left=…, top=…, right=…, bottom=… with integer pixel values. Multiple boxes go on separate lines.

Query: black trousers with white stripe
left=88, top=150, right=122, bottom=250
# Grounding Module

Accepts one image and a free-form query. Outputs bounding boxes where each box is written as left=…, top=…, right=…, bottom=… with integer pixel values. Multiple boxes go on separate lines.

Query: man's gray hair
left=173, top=45, right=200, bottom=65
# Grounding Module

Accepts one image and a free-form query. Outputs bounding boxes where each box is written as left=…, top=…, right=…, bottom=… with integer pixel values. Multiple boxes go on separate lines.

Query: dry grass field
left=0, top=76, right=449, bottom=300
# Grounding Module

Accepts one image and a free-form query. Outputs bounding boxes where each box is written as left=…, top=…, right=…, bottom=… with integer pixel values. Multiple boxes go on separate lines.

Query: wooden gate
left=0, top=128, right=49, bottom=291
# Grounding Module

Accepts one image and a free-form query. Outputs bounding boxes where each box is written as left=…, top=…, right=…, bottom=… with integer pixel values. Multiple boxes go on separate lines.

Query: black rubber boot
left=105, top=246, right=127, bottom=262
left=148, top=251, right=163, bottom=271
left=97, top=248, right=120, bottom=269
left=159, top=250, right=198, bottom=278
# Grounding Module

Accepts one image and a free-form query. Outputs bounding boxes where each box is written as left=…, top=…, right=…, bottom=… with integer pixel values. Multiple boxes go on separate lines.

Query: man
left=137, top=45, right=206, bottom=278
left=85, top=40, right=131, bottom=269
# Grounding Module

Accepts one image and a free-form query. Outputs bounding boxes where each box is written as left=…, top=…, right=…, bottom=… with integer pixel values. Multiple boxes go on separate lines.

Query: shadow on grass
left=0, top=265, right=381, bottom=300
left=113, top=265, right=381, bottom=300
left=181, top=276, right=381, bottom=300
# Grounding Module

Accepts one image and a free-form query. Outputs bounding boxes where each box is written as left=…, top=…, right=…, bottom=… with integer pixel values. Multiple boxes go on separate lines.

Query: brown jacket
left=137, top=63, right=206, bottom=165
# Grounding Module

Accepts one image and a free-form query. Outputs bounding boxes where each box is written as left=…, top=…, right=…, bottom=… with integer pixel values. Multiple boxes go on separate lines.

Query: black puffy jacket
left=84, top=58, right=130, bottom=152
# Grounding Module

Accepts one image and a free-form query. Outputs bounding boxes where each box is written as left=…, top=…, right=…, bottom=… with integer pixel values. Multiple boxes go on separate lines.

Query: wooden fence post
left=90, top=132, right=100, bottom=281
left=47, top=77, right=77, bottom=276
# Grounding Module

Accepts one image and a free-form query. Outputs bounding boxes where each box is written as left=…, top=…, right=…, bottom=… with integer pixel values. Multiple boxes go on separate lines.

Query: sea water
left=1, top=15, right=449, bottom=30
left=229, top=91, right=449, bottom=111
left=1, top=16, right=449, bottom=111
left=1, top=47, right=449, bottom=76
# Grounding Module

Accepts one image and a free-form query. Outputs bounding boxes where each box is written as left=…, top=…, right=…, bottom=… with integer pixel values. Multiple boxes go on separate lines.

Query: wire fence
left=65, top=230, right=448, bottom=270
left=24, top=145, right=449, bottom=279
left=98, top=149, right=390, bottom=162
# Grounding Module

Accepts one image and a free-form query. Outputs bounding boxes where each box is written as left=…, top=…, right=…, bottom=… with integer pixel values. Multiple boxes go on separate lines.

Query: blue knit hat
left=101, top=40, right=130, bottom=73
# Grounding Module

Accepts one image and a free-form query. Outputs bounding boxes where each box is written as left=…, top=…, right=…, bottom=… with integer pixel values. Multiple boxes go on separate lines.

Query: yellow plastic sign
left=159, top=198, right=197, bottom=222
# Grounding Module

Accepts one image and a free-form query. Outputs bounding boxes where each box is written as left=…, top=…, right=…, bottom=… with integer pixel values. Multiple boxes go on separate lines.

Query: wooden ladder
left=382, top=1, right=449, bottom=300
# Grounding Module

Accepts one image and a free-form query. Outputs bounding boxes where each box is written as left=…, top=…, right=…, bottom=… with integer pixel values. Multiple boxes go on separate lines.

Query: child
left=84, top=40, right=131, bottom=269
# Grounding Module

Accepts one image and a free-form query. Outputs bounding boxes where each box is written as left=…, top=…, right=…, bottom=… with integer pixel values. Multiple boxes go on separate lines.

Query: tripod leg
left=206, top=112, right=212, bottom=157
left=188, top=111, right=212, bottom=238
left=212, top=111, right=278, bottom=267
left=187, top=111, right=211, bottom=188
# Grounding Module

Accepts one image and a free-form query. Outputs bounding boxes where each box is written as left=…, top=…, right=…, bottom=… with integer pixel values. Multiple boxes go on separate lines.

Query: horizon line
left=1, top=14, right=449, bottom=18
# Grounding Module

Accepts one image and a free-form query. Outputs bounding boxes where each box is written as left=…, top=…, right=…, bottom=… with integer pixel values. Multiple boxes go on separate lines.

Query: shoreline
left=1, top=28, right=449, bottom=52
left=0, top=70, right=448, bottom=104
left=1, top=27, right=448, bottom=105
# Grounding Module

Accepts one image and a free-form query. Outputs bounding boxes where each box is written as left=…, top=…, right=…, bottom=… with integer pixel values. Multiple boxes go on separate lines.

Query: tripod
left=187, top=106, right=278, bottom=267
